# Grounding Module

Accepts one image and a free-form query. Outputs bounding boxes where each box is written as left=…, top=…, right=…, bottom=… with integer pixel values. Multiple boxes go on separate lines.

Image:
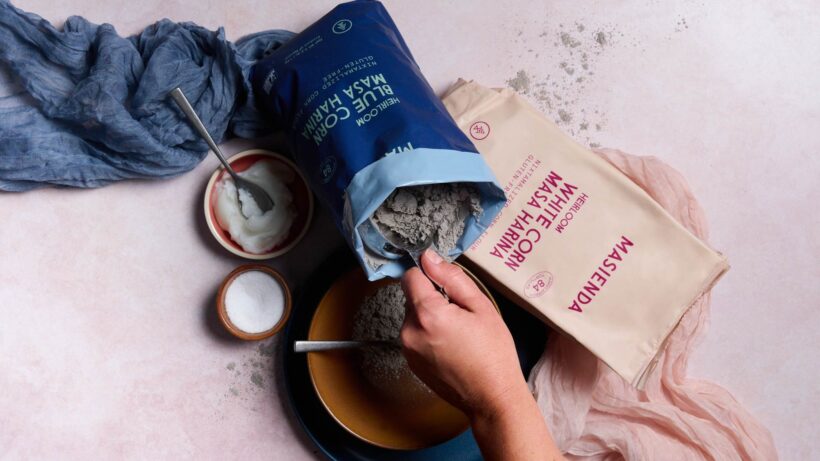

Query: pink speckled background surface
left=1, top=1, right=818, bottom=459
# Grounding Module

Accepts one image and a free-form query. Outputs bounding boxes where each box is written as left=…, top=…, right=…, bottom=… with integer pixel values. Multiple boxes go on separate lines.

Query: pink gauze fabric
left=529, top=148, right=778, bottom=461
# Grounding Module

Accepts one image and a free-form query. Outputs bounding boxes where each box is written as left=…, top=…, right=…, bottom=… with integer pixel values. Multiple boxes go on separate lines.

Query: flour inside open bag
left=442, top=80, right=729, bottom=388
left=252, top=1, right=504, bottom=280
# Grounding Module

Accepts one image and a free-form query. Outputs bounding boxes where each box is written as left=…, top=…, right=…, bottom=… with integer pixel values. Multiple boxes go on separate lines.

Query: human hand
left=400, top=250, right=527, bottom=419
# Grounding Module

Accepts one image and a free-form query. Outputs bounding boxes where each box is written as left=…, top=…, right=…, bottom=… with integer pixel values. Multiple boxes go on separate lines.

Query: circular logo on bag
left=332, top=19, right=353, bottom=34
left=469, top=121, right=491, bottom=140
left=524, top=271, right=553, bottom=298
left=319, top=156, right=337, bottom=184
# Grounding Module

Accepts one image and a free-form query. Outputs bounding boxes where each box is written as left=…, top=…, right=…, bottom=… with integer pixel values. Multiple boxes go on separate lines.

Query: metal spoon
left=169, top=87, right=274, bottom=218
left=293, top=340, right=399, bottom=353
left=373, top=221, right=448, bottom=299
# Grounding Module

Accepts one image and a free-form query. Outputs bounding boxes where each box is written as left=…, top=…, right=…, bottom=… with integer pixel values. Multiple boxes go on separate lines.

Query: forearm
left=469, top=381, right=564, bottom=461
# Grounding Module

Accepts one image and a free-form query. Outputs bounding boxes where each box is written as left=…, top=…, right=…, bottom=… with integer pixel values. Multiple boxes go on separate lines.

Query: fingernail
left=425, top=249, right=443, bottom=264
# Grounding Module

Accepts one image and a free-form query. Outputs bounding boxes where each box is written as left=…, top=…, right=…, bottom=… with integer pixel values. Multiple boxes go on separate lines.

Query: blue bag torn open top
left=252, top=0, right=505, bottom=280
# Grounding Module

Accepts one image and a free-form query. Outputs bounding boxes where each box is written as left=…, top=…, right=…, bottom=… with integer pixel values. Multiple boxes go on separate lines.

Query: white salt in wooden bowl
left=217, top=264, right=292, bottom=341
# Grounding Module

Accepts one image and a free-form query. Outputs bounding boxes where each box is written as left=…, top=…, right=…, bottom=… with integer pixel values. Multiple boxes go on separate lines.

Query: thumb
left=420, top=250, right=494, bottom=313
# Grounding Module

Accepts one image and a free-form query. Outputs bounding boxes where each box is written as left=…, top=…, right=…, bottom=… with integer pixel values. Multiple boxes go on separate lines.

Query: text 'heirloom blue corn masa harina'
left=252, top=0, right=505, bottom=280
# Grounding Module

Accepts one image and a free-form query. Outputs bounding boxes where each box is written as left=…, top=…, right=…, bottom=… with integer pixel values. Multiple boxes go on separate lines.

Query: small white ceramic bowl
left=204, top=149, right=314, bottom=259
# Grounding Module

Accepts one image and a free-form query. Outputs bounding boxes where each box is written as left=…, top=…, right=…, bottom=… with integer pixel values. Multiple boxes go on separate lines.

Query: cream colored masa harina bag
left=442, top=80, right=728, bottom=388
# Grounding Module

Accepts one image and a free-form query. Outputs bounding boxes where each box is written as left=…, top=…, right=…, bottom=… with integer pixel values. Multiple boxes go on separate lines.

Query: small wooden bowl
left=217, top=264, right=292, bottom=341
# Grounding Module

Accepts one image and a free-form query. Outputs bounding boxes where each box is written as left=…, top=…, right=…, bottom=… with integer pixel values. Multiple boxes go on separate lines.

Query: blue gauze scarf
left=0, top=0, right=294, bottom=191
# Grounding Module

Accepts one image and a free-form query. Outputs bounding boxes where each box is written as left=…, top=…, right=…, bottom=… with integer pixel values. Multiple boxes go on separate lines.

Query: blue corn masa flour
left=253, top=0, right=505, bottom=279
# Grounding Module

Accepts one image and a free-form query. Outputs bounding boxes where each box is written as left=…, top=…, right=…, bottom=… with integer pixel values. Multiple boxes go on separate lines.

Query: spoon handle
left=169, top=88, right=238, bottom=180
left=293, top=340, right=398, bottom=353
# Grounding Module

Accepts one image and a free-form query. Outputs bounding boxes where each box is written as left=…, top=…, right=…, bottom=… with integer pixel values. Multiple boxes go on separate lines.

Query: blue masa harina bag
left=252, top=0, right=505, bottom=280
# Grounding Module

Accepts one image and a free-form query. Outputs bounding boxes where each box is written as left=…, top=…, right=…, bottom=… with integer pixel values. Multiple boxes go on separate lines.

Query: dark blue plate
left=282, top=248, right=548, bottom=461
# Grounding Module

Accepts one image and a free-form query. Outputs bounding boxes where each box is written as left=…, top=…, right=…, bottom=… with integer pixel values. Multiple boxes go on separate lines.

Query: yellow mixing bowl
left=306, top=263, right=498, bottom=450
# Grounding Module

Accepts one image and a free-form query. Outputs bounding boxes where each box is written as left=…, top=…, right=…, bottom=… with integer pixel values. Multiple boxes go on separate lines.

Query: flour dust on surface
left=505, top=10, right=697, bottom=148
left=506, top=21, right=624, bottom=148
left=215, top=340, right=279, bottom=414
